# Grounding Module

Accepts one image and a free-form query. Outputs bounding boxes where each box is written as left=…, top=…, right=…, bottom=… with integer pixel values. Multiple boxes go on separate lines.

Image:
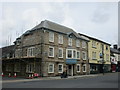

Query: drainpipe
left=102, top=44, right=104, bottom=75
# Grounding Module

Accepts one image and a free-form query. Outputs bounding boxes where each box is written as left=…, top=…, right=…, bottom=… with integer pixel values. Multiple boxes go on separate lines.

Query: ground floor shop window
left=76, top=64, right=80, bottom=72
left=26, top=63, right=34, bottom=73
left=48, top=63, right=54, bottom=73
left=14, top=63, right=20, bottom=72
left=83, top=64, right=86, bottom=72
left=90, top=65, right=97, bottom=71
left=58, top=64, right=63, bottom=73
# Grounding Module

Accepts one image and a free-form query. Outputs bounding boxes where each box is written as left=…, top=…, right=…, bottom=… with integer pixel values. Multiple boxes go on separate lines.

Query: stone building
left=2, top=20, right=90, bottom=77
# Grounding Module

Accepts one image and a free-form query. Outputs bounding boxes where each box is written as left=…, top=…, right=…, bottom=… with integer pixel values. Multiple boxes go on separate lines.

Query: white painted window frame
left=58, top=34, right=63, bottom=44
left=58, top=64, right=63, bottom=73
left=49, top=32, right=54, bottom=42
left=82, top=41, right=86, bottom=48
left=48, top=46, right=54, bottom=57
left=77, top=51, right=80, bottom=59
left=68, top=38, right=72, bottom=46
left=48, top=63, right=54, bottom=73
left=26, top=63, right=34, bottom=73
left=92, top=52, right=96, bottom=60
left=58, top=48, right=63, bottom=58
left=92, top=41, right=96, bottom=48
left=76, top=39, right=80, bottom=47
left=83, top=64, right=86, bottom=72
left=66, top=49, right=77, bottom=59
left=27, top=47, right=35, bottom=57
left=76, top=64, right=80, bottom=72
left=82, top=51, right=87, bottom=60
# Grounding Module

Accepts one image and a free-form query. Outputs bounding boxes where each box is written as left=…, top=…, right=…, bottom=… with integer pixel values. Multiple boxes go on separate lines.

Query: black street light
left=102, top=61, right=104, bottom=75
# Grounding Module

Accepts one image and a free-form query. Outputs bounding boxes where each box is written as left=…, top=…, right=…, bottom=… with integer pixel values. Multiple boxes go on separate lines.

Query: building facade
left=79, top=33, right=111, bottom=74
left=2, top=20, right=90, bottom=77
left=110, top=45, right=120, bottom=72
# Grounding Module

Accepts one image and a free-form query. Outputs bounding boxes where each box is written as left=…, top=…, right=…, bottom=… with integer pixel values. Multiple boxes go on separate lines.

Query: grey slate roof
left=79, top=33, right=111, bottom=45
left=30, top=20, right=89, bottom=41
left=110, top=48, right=120, bottom=54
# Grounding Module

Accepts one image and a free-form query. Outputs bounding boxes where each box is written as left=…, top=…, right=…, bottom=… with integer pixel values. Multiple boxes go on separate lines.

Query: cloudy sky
left=0, top=2, right=118, bottom=47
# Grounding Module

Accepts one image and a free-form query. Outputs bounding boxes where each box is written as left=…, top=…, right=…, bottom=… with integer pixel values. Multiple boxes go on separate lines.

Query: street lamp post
left=102, top=61, right=104, bottom=75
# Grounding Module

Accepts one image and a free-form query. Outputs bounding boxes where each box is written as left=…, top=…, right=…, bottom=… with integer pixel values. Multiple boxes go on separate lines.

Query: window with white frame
left=48, top=63, right=54, bottom=73
left=73, top=50, right=76, bottom=58
left=67, top=50, right=72, bottom=58
left=58, top=64, right=63, bottom=73
left=76, top=64, right=80, bottom=72
left=48, top=46, right=54, bottom=57
left=58, top=48, right=63, bottom=58
left=83, top=64, right=86, bottom=72
left=68, top=38, right=72, bottom=46
left=49, top=32, right=54, bottom=42
left=92, top=52, right=96, bottom=60
left=92, top=41, right=96, bottom=48
left=58, top=34, right=63, bottom=44
left=76, top=39, right=80, bottom=47
left=27, top=47, right=35, bottom=57
left=82, top=41, right=86, bottom=48
left=14, top=63, right=20, bottom=72
left=26, top=63, right=34, bottom=73
left=82, top=51, right=87, bottom=60
left=66, top=49, right=77, bottom=59
left=77, top=51, right=80, bottom=59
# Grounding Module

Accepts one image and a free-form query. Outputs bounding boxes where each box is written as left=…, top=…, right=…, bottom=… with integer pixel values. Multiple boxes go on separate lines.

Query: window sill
left=92, top=47, right=97, bottom=49
left=58, top=43, right=63, bottom=45
left=92, top=59, right=97, bottom=60
left=58, top=57, right=63, bottom=59
left=58, top=72, right=63, bottom=73
left=48, top=56, right=54, bottom=58
left=48, top=72, right=54, bottom=74
left=49, top=41, right=54, bottom=43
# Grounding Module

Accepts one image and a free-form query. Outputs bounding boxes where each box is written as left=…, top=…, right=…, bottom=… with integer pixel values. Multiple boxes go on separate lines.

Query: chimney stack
left=113, top=44, right=118, bottom=49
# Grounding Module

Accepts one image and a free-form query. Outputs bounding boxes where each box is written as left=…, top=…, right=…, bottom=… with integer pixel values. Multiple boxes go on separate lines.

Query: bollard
left=14, top=73, right=17, bottom=77
left=8, top=73, right=11, bottom=77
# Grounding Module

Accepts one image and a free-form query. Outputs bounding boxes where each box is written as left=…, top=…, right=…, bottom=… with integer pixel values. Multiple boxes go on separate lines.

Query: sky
left=0, top=1, right=118, bottom=47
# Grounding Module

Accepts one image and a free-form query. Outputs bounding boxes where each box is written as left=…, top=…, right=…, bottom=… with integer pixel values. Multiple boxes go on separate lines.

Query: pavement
left=2, top=72, right=118, bottom=88
left=1, top=72, right=116, bottom=83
